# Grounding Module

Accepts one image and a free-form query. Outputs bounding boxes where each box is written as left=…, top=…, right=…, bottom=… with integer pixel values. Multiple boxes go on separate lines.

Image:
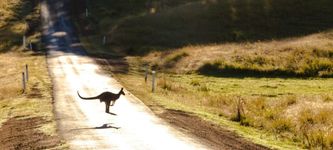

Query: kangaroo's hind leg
left=105, top=101, right=110, bottom=113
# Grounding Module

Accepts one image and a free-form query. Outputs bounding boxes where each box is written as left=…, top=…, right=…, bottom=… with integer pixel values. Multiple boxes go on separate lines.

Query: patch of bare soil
left=156, top=109, right=270, bottom=150
left=27, top=83, right=43, bottom=98
left=0, top=116, right=61, bottom=150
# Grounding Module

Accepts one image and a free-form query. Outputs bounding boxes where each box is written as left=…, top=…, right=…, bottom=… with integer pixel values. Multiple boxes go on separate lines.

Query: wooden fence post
left=22, top=72, right=26, bottom=93
left=145, top=65, right=148, bottom=83
left=25, top=64, right=29, bottom=82
left=152, top=70, right=156, bottom=92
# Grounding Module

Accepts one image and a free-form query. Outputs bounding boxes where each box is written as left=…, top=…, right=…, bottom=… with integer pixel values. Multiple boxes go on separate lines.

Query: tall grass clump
left=198, top=48, right=333, bottom=77
left=163, top=52, right=189, bottom=68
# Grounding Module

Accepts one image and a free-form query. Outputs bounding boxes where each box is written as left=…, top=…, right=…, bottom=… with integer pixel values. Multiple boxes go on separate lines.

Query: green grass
left=113, top=62, right=333, bottom=149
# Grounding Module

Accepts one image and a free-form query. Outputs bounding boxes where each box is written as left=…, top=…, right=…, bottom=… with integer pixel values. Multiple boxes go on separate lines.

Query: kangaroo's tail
left=77, top=91, right=99, bottom=100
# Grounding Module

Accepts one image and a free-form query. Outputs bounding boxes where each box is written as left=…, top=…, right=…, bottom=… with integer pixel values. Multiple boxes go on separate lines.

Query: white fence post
left=152, top=70, right=156, bottom=92
left=103, top=36, right=106, bottom=45
left=29, top=42, right=32, bottom=50
left=86, top=8, right=89, bottom=17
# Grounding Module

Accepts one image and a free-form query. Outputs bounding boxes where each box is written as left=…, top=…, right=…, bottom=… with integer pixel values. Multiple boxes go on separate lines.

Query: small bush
left=312, top=48, right=333, bottom=58
left=298, top=109, right=315, bottom=125
left=270, top=118, right=293, bottom=134
left=323, top=95, right=333, bottom=102
left=198, top=84, right=209, bottom=92
left=302, top=58, right=333, bottom=77
left=282, top=95, right=297, bottom=107
left=190, top=79, right=200, bottom=86
left=158, top=76, right=172, bottom=91
left=264, top=109, right=279, bottom=120
left=306, top=129, right=325, bottom=149
left=206, top=97, right=227, bottom=108
left=315, top=108, right=332, bottom=124
left=326, top=132, right=333, bottom=149
left=246, top=55, right=269, bottom=66
left=164, top=52, right=189, bottom=68
left=230, top=97, right=245, bottom=124
left=240, top=117, right=251, bottom=126
left=252, top=97, right=267, bottom=110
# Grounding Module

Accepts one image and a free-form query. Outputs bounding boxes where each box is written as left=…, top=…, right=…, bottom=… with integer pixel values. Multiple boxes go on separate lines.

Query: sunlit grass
left=113, top=67, right=333, bottom=149
left=77, top=0, right=333, bottom=149
left=0, top=0, right=64, bottom=148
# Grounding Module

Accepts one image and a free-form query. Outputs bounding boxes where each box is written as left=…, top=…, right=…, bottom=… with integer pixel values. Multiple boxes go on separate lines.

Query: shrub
left=190, top=79, right=200, bottom=86
left=252, top=97, right=267, bottom=110
left=263, top=109, right=279, bottom=120
left=312, top=48, right=333, bottom=58
left=198, top=84, right=209, bottom=92
left=163, top=52, right=189, bottom=68
left=298, top=109, right=315, bottom=125
left=230, top=97, right=246, bottom=124
left=206, top=96, right=228, bottom=108
left=282, top=95, right=297, bottom=107
left=302, top=58, right=333, bottom=76
left=158, top=76, right=172, bottom=91
left=326, top=132, right=333, bottom=149
left=306, top=129, right=326, bottom=149
left=246, top=55, right=269, bottom=66
left=270, top=118, right=293, bottom=134
left=323, top=95, right=333, bottom=102
left=315, top=108, right=332, bottom=124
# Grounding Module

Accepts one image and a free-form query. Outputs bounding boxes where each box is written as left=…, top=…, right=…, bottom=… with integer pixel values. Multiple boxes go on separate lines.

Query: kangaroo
left=77, top=88, right=125, bottom=113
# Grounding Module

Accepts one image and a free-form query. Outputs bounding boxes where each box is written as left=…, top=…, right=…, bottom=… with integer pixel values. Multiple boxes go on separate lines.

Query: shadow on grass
left=197, top=63, right=331, bottom=78
left=75, top=0, right=333, bottom=55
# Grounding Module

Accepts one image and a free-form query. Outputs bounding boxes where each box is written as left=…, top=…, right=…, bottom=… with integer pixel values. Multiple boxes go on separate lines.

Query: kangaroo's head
left=119, top=88, right=125, bottom=96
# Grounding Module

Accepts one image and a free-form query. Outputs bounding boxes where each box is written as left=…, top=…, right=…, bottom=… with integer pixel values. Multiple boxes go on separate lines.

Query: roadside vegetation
left=74, top=0, right=333, bottom=149
left=0, top=0, right=66, bottom=149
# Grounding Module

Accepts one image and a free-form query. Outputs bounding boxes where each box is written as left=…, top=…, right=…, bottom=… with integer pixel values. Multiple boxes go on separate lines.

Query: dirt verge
left=156, top=108, right=269, bottom=150
left=0, top=116, right=61, bottom=150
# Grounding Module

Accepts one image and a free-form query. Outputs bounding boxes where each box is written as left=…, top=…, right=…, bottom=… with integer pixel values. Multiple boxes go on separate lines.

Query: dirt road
left=42, top=0, right=210, bottom=149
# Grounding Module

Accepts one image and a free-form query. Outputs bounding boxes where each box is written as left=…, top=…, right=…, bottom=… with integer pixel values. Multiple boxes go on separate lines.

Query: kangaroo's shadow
left=94, top=123, right=120, bottom=129
left=70, top=123, right=120, bottom=132
left=106, top=112, right=117, bottom=116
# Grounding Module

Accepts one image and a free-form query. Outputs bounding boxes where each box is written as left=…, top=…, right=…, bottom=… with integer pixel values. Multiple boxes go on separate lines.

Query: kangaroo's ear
left=121, top=88, right=123, bottom=91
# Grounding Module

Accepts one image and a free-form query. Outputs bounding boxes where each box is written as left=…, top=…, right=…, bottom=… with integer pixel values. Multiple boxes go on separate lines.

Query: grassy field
left=75, top=0, right=333, bottom=149
left=0, top=0, right=66, bottom=148
left=108, top=58, right=333, bottom=149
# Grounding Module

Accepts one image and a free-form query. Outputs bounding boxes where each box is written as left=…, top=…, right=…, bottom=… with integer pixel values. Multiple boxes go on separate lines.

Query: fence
left=143, top=64, right=157, bottom=93
left=22, top=64, right=29, bottom=93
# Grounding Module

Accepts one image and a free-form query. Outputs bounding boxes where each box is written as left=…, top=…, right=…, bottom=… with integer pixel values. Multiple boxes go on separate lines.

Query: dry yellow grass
left=113, top=68, right=333, bottom=149
left=144, top=31, right=333, bottom=76
left=0, top=0, right=66, bottom=148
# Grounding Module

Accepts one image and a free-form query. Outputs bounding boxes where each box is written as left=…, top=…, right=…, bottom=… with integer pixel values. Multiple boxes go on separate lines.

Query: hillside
left=76, top=0, right=333, bottom=77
